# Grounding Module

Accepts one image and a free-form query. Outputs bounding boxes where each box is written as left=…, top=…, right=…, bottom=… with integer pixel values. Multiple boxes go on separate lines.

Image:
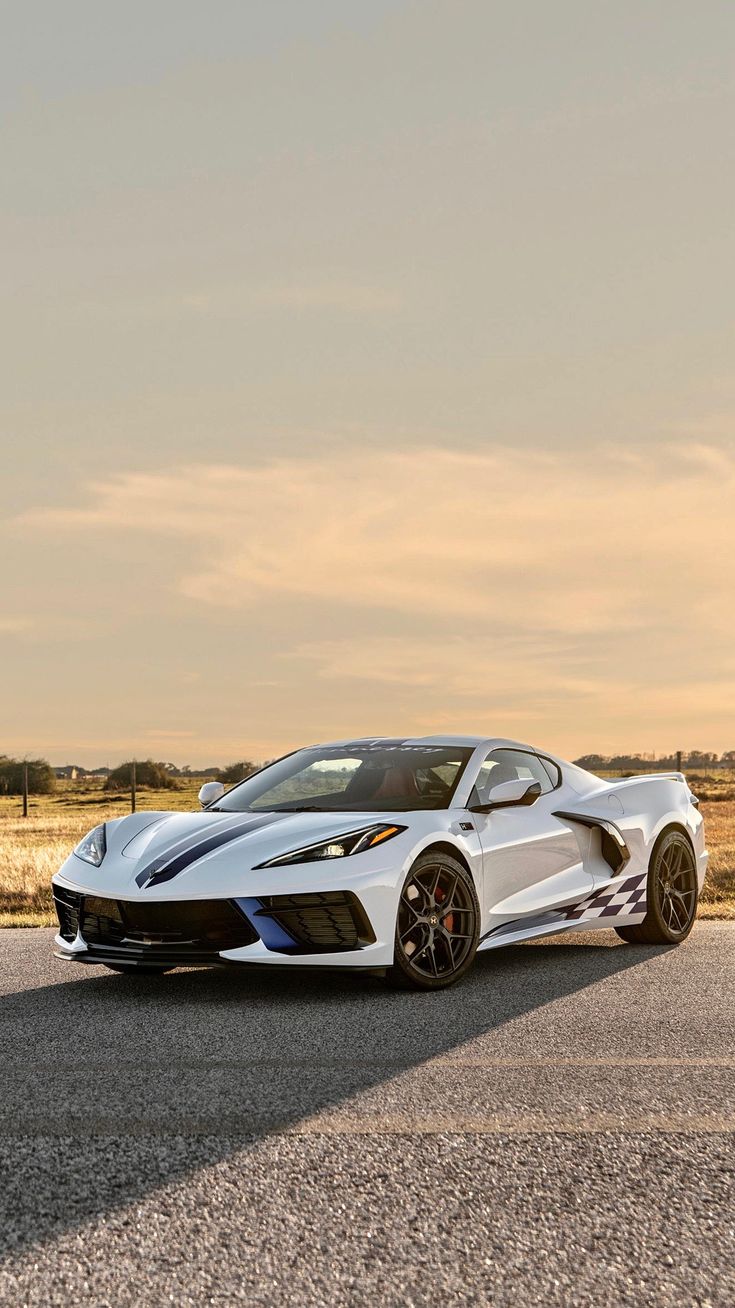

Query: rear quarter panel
left=571, top=774, right=707, bottom=889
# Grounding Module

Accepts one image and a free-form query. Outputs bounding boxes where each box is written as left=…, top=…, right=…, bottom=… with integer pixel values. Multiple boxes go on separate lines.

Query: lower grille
left=53, top=891, right=258, bottom=960
left=256, top=891, right=376, bottom=953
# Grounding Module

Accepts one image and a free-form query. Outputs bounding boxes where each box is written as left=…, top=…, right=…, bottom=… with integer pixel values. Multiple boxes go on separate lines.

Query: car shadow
left=0, top=931, right=663, bottom=1260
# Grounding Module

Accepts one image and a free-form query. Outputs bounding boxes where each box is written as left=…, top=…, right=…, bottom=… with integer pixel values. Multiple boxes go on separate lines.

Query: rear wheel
left=102, top=964, right=172, bottom=975
left=389, top=852, right=480, bottom=990
left=615, top=829, right=698, bottom=945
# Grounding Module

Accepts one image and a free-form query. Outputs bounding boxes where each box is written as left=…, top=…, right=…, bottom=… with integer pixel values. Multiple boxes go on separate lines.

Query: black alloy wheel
left=390, top=852, right=480, bottom=990
left=616, top=829, right=698, bottom=945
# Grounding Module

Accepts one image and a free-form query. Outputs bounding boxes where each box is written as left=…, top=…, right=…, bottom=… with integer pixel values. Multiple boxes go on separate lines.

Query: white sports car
left=52, top=736, right=707, bottom=990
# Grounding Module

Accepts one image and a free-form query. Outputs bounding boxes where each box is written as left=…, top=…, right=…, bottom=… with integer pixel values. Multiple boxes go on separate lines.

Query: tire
left=102, top=964, right=172, bottom=975
left=616, top=829, right=698, bottom=945
left=389, top=852, right=480, bottom=990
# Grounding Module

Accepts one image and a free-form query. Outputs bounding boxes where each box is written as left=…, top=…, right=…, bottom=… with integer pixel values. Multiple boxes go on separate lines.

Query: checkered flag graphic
left=562, top=872, right=648, bottom=921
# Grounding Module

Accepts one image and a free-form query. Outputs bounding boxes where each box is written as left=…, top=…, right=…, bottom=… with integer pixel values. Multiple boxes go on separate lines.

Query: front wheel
left=616, top=829, right=698, bottom=945
left=389, top=852, right=480, bottom=990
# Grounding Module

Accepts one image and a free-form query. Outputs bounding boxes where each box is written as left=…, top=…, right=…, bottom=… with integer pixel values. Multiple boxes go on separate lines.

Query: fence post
left=22, top=762, right=28, bottom=818
left=676, top=750, right=682, bottom=774
left=131, top=760, right=136, bottom=814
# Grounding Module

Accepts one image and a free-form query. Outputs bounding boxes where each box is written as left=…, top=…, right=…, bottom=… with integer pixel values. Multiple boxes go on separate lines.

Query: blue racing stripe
left=135, top=816, right=279, bottom=888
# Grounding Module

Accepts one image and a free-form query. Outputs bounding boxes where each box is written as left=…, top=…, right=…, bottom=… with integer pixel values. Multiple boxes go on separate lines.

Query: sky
left=1, top=0, right=734, bottom=767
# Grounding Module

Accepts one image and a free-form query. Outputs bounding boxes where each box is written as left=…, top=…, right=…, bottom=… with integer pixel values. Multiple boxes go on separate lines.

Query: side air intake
left=552, top=811, right=631, bottom=875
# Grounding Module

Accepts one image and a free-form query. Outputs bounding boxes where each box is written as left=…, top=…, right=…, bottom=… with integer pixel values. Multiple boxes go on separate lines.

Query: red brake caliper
left=436, top=884, right=454, bottom=933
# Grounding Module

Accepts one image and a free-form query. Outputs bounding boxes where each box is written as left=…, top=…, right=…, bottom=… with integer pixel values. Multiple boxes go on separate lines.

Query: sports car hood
left=71, top=807, right=408, bottom=899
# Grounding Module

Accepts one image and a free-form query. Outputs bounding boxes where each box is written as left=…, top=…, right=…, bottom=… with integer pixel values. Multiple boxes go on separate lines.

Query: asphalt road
left=1, top=925, right=734, bottom=1308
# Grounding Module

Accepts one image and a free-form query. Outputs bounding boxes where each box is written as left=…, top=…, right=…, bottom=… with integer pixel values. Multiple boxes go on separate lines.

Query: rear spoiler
left=604, top=771, right=699, bottom=807
left=608, top=771, right=686, bottom=784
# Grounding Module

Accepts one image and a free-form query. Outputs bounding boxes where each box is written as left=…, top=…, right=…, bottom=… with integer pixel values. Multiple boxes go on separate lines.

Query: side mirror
left=198, top=780, right=225, bottom=809
left=470, top=779, right=542, bottom=813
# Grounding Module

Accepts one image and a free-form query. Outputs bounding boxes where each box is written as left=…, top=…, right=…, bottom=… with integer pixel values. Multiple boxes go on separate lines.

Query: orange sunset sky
left=2, top=1, right=734, bottom=766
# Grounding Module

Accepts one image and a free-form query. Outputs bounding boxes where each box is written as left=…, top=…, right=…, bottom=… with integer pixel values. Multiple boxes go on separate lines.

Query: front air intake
left=53, top=885, right=82, bottom=941
left=54, top=892, right=258, bottom=963
left=255, top=890, right=376, bottom=953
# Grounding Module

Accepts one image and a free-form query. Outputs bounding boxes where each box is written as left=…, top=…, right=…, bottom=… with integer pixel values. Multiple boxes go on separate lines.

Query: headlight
left=256, top=823, right=405, bottom=868
left=73, top=824, right=107, bottom=867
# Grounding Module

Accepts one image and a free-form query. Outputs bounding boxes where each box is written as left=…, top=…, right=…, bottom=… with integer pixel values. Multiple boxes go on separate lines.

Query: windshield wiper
left=267, top=805, right=327, bottom=813
left=205, top=805, right=326, bottom=814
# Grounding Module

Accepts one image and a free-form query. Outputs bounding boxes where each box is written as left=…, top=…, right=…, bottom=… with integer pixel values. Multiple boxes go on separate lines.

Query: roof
left=317, top=734, right=538, bottom=752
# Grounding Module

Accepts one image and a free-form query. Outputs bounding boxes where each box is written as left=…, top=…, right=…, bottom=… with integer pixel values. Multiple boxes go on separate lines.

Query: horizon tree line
left=3, top=750, right=735, bottom=797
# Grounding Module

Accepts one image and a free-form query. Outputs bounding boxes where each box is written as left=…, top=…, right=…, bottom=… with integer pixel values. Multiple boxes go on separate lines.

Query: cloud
left=19, top=442, right=735, bottom=648
left=291, top=635, right=579, bottom=697
left=9, top=442, right=735, bottom=756
left=0, top=616, right=32, bottom=635
left=175, top=283, right=404, bottom=315
left=290, top=635, right=735, bottom=737
left=251, top=283, right=404, bottom=312
left=143, top=729, right=195, bottom=739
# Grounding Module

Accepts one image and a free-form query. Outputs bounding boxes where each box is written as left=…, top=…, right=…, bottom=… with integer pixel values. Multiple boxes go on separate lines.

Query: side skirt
left=477, top=871, right=648, bottom=951
left=478, top=918, right=582, bottom=951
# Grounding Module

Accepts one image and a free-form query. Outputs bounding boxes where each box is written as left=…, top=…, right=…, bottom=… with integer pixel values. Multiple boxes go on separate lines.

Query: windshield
left=212, top=743, right=474, bottom=813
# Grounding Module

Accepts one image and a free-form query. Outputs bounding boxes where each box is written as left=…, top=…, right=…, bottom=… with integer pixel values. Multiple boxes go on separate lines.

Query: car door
left=471, top=748, right=594, bottom=933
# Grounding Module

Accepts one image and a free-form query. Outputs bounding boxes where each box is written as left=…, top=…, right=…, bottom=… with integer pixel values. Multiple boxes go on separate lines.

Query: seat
left=487, top=762, right=518, bottom=787
left=372, top=765, right=420, bottom=801
left=343, top=766, right=383, bottom=802
left=478, top=760, right=517, bottom=803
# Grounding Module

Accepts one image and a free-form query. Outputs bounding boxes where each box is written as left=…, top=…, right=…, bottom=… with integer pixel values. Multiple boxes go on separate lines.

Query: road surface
left=1, top=924, right=734, bottom=1306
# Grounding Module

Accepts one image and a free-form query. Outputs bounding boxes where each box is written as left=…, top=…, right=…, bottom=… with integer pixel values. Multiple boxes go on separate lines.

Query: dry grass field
left=0, top=779, right=203, bottom=927
left=1, top=774, right=733, bottom=928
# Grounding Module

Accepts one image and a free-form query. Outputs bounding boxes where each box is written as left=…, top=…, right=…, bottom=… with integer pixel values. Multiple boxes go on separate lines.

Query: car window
left=248, top=757, right=363, bottom=809
left=472, top=748, right=556, bottom=804
left=215, top=744, right=474, bottom=812
left=537, top=755, right=561, bottom=788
